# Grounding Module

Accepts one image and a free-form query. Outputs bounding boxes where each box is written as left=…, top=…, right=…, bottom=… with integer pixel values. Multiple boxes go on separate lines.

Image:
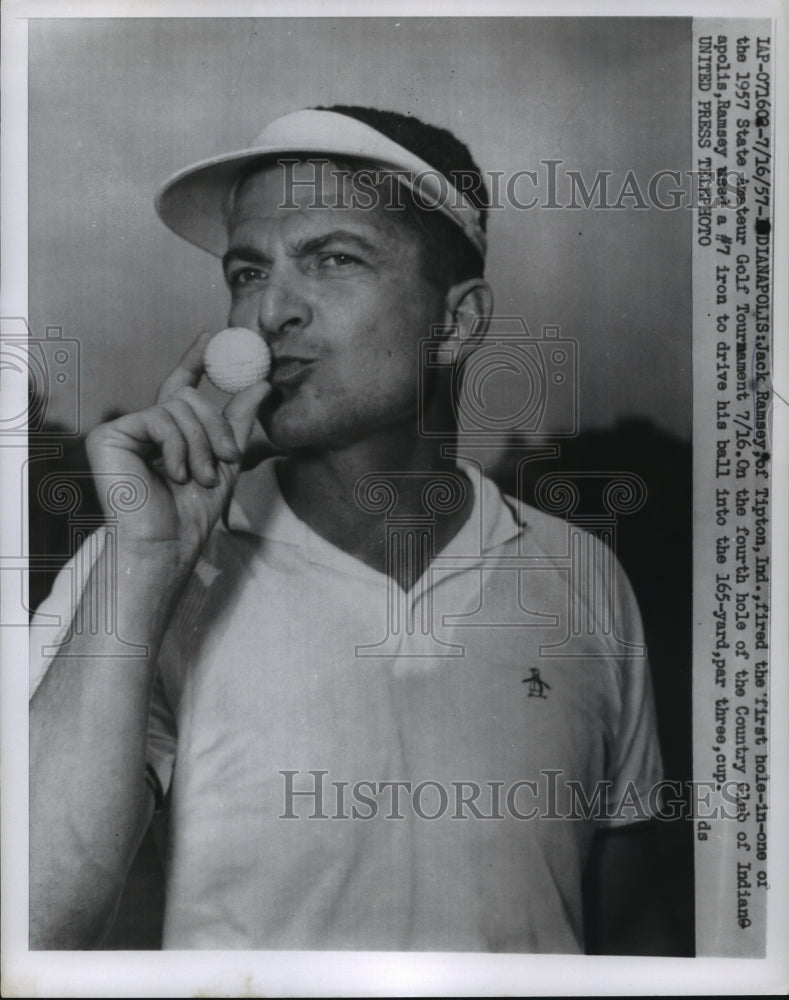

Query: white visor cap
left=154, top=109, right=487, bottom=260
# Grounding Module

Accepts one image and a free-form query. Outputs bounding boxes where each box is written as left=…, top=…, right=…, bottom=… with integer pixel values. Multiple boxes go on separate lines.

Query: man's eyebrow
left=289, top=230, right=380, bottom=258
left=223, top=230, right=382, bottom=272
left=222, top=245, right=273, bottom=272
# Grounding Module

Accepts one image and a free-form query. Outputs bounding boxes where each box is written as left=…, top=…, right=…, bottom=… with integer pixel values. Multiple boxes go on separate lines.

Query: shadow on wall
left=28, top=408, right=694, bottom=954
left=490, top=417, right=694, bottom=956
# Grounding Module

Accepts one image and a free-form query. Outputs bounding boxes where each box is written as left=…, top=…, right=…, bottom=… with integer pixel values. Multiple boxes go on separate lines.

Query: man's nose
left=255, top=276, right=312, bottom=342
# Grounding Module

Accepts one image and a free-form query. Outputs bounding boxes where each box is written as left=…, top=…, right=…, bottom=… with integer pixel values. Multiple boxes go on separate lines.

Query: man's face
left=224, top=160, right=448, bottom=452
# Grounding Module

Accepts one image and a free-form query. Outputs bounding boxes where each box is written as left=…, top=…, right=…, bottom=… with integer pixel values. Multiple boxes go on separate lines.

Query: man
left=30, top=106, right=664, bottom=952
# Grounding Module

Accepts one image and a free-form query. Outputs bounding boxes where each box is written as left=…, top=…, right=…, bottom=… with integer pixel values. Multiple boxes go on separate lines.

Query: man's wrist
left=111, top=543, right=197, bottom=641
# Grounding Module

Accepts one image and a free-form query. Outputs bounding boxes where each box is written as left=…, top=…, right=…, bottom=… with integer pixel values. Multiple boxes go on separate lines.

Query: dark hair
left=314, top=105, right=488, bottom=288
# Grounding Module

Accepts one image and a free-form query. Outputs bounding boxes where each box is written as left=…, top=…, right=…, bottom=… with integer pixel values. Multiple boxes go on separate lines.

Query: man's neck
left=276, top=430, right=473, bottom=591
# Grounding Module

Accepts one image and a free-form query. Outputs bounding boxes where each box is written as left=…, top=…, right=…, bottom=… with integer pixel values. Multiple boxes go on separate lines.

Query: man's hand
left=85, top=329, right=270, bottom=581
left=30, top=330, right=271, bottom=950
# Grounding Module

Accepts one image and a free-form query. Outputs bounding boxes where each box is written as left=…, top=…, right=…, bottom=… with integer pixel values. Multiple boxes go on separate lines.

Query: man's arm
left=29, top=333, right=269, bottom=949
left=583, top=820, right=687, bottom=955
left=30, top=549, right=180, bottom=949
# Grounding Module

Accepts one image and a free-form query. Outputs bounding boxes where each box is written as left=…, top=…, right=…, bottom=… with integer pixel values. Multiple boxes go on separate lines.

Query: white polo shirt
left=31, top=458, right=662, bottom=953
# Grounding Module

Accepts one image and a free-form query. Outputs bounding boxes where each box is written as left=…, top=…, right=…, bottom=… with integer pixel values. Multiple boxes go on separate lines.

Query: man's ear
left=443, top=278, right=494, bottom=347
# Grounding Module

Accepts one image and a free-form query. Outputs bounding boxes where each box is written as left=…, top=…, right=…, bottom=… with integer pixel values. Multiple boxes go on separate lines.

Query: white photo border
left=2, top=0, right=787, bottom=995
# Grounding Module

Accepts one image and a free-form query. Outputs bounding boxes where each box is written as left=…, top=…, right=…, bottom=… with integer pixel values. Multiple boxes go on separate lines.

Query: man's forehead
left=233, top=159, right=366, bottom=216
left=228, top=158, right=411, bottom=243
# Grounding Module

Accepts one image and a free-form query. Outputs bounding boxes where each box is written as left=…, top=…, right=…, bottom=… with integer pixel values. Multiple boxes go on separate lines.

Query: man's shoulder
left=503, top=491, right=569, bottom=541
left=486, top=481, right=578, bottom=556
left=488, top=480, right=640, bottom=617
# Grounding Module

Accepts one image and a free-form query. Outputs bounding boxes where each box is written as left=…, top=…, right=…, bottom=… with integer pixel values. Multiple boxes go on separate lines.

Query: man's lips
left=270, top=356, right=315, bottom=386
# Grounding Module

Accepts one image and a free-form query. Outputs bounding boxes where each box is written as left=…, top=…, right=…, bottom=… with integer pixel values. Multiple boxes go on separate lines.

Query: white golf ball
left=204, top=327, right=271, bottom=393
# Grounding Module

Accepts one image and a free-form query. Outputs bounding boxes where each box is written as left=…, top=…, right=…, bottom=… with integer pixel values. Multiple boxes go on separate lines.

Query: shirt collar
left=225, top=455, right=525, bottom=561
left=224, top=455, right=305, bottom=545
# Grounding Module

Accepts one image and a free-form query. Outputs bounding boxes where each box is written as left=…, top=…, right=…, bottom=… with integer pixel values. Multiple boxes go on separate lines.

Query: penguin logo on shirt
left=522, top=667, right=551, bottom=699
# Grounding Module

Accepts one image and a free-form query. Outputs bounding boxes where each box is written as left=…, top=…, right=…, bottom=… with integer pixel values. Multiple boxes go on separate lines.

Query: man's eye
left=228, top=267, right=265, bottom=287
left=319, top=253, right=359, bottom=269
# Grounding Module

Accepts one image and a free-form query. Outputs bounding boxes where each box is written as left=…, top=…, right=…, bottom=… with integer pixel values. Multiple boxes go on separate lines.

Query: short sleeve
left=29, top=527, right=111, bottom=698
left=598, top=556, right=664, bottom=826
left=29, top=527, right=177, bottom=795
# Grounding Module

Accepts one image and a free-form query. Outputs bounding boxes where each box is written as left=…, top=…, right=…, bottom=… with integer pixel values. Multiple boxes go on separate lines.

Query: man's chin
left=262, top=415, right=374, bottom=456
left=259, top=410, right=325, bottom=453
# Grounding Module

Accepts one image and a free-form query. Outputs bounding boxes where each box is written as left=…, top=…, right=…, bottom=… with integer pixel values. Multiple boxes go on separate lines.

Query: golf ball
left=204, top=327, right=271, bottom=393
